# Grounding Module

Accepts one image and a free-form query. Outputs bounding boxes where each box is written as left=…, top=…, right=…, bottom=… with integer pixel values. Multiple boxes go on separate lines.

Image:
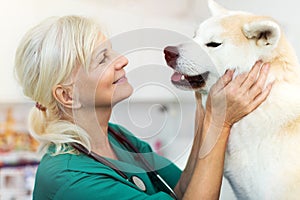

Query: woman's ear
left=52, top=85, right=82, bottom=109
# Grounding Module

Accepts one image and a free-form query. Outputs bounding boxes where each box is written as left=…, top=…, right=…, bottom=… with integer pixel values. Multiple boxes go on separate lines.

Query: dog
left=164, top=0, right=300, bottom=199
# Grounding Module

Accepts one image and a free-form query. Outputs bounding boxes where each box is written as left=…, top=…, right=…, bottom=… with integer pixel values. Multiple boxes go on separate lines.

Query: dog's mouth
left=164, top=45, right=210, bottom=90
left=171, top=71, right=209, bottom=90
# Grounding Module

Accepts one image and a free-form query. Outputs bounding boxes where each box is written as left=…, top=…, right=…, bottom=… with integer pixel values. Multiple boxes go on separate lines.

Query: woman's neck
left=70, top=106, right=118, bottom=160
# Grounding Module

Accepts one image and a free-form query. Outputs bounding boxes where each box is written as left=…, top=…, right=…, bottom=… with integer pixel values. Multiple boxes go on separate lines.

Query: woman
left=14, top=15, right=272, bottom=199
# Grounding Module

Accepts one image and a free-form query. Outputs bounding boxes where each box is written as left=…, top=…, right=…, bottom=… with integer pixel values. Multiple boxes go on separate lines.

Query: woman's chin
left=112, top=85, right=134, bottom=105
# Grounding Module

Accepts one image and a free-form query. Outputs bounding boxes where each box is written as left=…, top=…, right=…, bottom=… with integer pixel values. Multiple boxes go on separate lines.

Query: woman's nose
left=114, top=55, right=129, bottom=69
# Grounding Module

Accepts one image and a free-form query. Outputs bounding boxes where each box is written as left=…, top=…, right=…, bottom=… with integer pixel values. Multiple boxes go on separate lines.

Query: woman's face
left=73, top=33, right=133, bottom=108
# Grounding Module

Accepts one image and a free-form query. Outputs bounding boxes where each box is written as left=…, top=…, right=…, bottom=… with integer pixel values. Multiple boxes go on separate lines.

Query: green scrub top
left=33, top=123, right=182, bottom=199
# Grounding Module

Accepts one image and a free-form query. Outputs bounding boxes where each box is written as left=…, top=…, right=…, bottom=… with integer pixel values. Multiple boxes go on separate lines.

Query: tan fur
left=220, top=14, right=300, bottom=84
left=281, top=116, right=300, bottom=135
left=269, top=35, right=300, bottom=83
left=220, top=15, right=272, bottom=46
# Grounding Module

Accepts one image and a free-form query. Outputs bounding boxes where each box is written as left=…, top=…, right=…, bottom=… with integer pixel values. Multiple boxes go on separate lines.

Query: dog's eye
left=205, top=42, right=222, bottom=48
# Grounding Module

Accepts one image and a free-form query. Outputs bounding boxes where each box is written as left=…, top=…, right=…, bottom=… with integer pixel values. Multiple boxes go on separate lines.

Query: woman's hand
left=206, top=61, right=273, bottom=129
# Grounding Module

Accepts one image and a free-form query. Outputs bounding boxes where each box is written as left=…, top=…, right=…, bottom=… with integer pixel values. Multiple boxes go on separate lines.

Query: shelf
left=0, top=151, right=41, bottom=168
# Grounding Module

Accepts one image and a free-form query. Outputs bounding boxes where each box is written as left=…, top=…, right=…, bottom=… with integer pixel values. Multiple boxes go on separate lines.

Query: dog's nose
left=164, top=46, right=179, bottom=59
left=164, top=46, right=179, bottom=69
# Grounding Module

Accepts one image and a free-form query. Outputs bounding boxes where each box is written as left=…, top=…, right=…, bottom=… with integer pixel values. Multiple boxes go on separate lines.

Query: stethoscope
left=71, top=126, right=177, bottom=200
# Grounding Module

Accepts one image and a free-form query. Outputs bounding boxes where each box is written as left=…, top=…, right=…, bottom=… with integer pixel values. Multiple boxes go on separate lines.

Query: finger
left=248, top=82, right=273, bottom=112
left=195, top=91, right=202, bottom=101
left=212, top=69, right=234, bottom=92
left=230, top=72, right=248, bottom=86
left=248, top=63, right=270, bottom=97
left=240, top=60, right=263, bottom=90
left=195, top=91, right=203, bottom=106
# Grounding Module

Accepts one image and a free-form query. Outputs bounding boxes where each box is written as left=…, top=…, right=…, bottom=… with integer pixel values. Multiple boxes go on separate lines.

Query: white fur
left=174, top=1, right=300, bottom=199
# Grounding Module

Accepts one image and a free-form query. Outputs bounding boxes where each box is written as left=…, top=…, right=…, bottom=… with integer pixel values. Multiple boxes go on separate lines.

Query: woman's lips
left=113, top=75, right=127, bottom=84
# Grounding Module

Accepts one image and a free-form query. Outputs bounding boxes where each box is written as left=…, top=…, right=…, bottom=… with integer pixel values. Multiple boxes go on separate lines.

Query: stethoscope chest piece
left=131, top=175, right=146, bottom=192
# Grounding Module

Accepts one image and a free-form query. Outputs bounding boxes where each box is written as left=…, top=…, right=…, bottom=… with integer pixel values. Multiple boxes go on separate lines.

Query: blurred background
left=0, top=0, right=299, bottom=199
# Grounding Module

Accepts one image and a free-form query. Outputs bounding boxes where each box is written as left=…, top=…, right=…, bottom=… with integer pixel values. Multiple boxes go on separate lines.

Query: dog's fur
left=165, top=0, right=300, bottom=199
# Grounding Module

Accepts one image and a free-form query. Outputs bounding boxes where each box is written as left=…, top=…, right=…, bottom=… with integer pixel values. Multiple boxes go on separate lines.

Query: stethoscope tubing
left=107, top=127, right=177, bottom=199
left=71, top=142, right=128, bottom=179
left=71, top=126, right=177, bottom=199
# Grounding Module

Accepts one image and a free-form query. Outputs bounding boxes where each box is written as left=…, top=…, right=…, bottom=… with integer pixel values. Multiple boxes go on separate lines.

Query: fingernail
left=255, top=60, right=263, bottom=65
left=267, top=82, right=274, bottom=89
left=226, top=69, right=235, bottom=78
left=225, top=69, right=233, bottom=76
left=270, top=80, right=276, bottom=85
left=263, top=63, right=270, bottom=72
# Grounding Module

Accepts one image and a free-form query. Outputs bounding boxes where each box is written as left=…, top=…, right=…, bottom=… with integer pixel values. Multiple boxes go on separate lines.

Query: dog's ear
left=208, top=0, right=229, bottom=16
left=242, top=20, right=281, bottom=49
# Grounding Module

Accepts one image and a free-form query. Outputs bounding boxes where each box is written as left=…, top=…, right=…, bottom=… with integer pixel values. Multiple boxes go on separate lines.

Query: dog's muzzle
left=163, top=45, right=209, bottom=90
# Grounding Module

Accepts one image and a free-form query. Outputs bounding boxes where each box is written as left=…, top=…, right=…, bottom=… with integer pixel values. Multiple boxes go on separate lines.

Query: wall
left=0, top=0, right=200, bottom=102
left=1, top=0, right=299, bottom=102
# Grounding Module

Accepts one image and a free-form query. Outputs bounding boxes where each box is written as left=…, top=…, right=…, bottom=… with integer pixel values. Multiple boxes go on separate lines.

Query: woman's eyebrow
left=93, top=41, right=112, bottom=59
left=95, top=48, right=107, bottom=59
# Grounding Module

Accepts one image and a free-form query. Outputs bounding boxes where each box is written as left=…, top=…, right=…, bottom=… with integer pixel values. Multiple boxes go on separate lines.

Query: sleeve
left=54, top=171, right=174, bottom=200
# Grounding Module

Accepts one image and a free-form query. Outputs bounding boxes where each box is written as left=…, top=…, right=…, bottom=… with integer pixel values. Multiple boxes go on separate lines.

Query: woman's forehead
left=96, top=32, right=110, bottom=47
left=92, top=33, right=111, bottom=54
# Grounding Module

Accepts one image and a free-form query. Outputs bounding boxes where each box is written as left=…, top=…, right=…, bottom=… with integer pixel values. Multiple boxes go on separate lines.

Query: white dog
left=164, top=0, right=300, bottom=199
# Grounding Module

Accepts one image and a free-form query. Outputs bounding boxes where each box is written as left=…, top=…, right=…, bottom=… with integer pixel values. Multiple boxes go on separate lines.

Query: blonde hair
left=14, top=15, right=102, bottom=155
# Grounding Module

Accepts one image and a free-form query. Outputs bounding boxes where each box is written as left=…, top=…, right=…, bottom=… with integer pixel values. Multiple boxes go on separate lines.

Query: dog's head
left=164, top=0, right=291, bottom=93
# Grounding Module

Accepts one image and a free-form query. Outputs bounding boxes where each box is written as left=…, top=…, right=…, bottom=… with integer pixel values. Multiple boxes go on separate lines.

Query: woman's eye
left=205, top=42, right=222, bottom=48
left=99, top=57, right=106, bottom=65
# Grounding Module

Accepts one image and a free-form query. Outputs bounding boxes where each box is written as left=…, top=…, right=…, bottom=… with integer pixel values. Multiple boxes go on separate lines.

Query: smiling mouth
left=113, top=75, right=127, bottom=84
left=171, top=71, right=209, bottom=90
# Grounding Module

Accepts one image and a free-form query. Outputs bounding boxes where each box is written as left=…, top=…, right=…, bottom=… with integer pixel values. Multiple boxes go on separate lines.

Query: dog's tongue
left=171, top=72, right=182, bottom=82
